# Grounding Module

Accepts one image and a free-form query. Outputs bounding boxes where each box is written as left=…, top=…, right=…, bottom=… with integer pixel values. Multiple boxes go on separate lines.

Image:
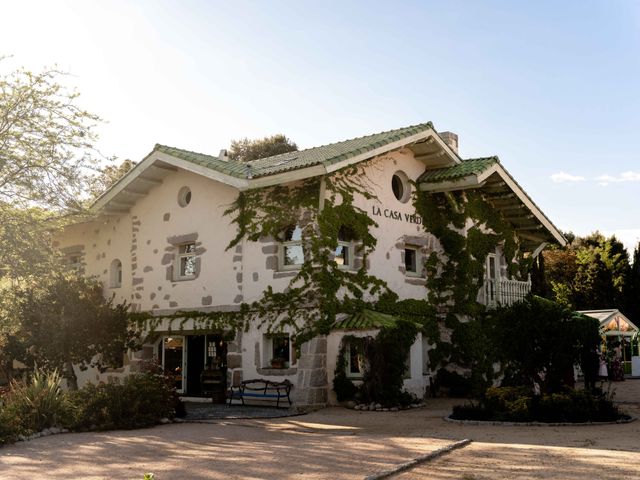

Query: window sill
left=173, top=276, right=197, bottom=282
left=274, top=270, right=299, bottom=279
left=257, top=367, right=297, bottom=376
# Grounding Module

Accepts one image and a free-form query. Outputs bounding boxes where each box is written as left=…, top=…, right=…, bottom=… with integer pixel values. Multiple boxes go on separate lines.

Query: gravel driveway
left=1, top=380, right=640, bottom=480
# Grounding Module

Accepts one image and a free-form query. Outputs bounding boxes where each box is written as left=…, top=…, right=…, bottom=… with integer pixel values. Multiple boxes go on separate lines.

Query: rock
left=61, top=428, right=69, bottom=433
left=391, top=407, right=399, bottom=412
left=160, top=418, right=171, bottom=424
left=344, top=400, right=356, bottom=409
left=40, top=429, right=51, bottom=436
left=382, top=408, right=389, bottom=412
left=375, top=403, right=382, bottom=410
left=49, top=427, right=61, bottom=435
left=173, top=417, right=185, bottom=423
left=18, top=435, right=26, bottom=442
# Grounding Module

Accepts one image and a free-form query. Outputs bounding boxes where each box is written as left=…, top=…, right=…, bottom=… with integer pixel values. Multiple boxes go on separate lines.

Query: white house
left=55, top=122, right=565, bottom=407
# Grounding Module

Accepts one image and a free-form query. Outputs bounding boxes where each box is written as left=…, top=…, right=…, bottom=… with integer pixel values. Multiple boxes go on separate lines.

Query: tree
left=228, top=134, right=298, bottom=162
left=0, top=62, right=101, bottom=211
left=542, top=232, right=631, bottom=312
left=0, top=274, right=137, bottom=389
left=0, top=61, right=103, bottom=281
left=0, top=205, right=58, bottom=280
left=87, top=159, right=136, bottom=201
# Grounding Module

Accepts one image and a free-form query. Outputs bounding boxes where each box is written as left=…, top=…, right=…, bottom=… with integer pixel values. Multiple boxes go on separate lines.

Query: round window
left=391, top=171, right=411, bottom=203
left=177, top=186, right=192, bottom=207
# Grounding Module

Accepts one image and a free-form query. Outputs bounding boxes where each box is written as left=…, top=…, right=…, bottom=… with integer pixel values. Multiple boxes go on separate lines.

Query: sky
left=2, top=0, right=640, bottom=255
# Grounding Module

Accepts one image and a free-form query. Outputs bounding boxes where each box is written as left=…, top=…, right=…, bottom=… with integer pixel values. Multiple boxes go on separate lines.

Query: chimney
left=218, top=149, right=229, bottom=162
left=439, top=131, right=459, bottom=154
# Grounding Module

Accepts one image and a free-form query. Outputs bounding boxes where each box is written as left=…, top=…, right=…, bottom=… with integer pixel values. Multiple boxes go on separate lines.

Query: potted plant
left=270, top=357, right=286, bottom=369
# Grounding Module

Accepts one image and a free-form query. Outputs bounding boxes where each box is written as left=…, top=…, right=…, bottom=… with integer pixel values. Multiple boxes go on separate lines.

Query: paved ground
left=1, top=379, right=639, bottom=479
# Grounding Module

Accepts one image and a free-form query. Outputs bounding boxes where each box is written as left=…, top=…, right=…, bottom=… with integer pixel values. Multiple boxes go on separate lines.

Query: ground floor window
left=345, top=338, right=365, bottom=378
left=265, top=333, right=291, bottom=369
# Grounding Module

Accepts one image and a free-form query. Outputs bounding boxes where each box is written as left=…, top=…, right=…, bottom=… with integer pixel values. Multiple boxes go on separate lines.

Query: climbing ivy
left=413, top=188, right=524, bottom=393
left=132, top=154, right=527, bottom=397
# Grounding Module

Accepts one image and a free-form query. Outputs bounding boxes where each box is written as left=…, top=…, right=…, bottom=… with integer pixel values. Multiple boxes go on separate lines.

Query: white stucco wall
left=54, top=148, right=501, bottom=396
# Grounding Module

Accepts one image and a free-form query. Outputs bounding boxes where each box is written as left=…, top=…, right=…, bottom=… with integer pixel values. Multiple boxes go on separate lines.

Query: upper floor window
left=177, top=186, right=192, bottom=207
left=334, top=226, right=356, bottom=269
left=110, top=259, right=122, bottom=288
left=279, top=225, right=304, bottom=270
left=64, top=253, right=82, bottom=274
left=177, top=242, right=196, bottom=279
left=404, top=246, right=422, bottom=277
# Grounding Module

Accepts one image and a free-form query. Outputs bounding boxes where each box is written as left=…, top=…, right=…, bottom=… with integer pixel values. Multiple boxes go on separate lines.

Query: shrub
left=69, top=372, right=180, bottom=431
left=452, top=386, right=621, bottom=423
left=3, top=369, right=73, bottom=433
left=436, top=369, right=473, bottom=397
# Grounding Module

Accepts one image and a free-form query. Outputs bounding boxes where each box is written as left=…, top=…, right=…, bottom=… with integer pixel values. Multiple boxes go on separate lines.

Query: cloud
left=596, top=171, right=640, bottom=186
left=550, top=171, right=586, bottom=183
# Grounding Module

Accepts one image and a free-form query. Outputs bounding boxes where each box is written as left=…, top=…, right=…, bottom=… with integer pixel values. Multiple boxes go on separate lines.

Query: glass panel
left=349, top=342, right=363, bottom=375
left=335, top=244, right=349, bottom=266
left=284, top=226, right=303, bottom=242
left=405, top=248, right=417, bottom=272
left=180, top=255, right=196, bottom=276
left=284, top=245, right=304, bottom=265
left=163, top=337, right=183, bottom=391
left=392, top=175, right=403, bottom=201
left=179, top=243, right=196, bottom=254
left=272, top=335, right=290, bottom=364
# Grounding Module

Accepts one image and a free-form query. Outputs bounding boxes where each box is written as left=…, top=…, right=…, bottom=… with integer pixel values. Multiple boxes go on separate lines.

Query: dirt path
left=1, top=380, right=639, bottom=479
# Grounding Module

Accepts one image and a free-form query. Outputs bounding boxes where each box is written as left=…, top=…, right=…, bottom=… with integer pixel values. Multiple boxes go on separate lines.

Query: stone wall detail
left=226, top=330, right=243, bottom=387
left=293, top=336, right=328, bottom=409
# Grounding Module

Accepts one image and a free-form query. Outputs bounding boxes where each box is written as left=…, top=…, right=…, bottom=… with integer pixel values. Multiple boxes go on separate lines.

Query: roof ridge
left=247, top=121, right=434, bottom=164
left=155, top=143, right=221, bottom=160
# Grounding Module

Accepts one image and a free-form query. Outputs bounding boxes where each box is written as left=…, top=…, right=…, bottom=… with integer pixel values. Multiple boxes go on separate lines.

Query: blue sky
left=3, top=1, right=640, bottom=253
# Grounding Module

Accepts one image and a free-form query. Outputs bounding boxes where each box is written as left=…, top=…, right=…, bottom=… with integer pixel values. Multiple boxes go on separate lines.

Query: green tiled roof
left=418, top=156, right=499, bottom=183
left=333, top=309, right=401, bottom=330
left=155, top=122, right=434, bottom=180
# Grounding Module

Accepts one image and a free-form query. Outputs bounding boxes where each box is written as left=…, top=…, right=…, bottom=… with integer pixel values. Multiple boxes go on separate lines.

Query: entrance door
left=186, top=335, right=206, bottom=396
left=161, top=336, right=185, bottom=393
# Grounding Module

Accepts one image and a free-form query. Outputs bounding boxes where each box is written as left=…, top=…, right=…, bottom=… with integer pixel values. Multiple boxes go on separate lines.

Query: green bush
left=436, top=369, right=473, bottom=397
left=452, top=386, right=622, bottom=423
left=3, top=369, right=73, bottom=433
left=69, top=372, right=180, bottom=431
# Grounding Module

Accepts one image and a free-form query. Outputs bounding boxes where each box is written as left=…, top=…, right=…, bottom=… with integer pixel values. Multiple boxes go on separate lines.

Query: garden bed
left=449, top=386, right=629, bottom=424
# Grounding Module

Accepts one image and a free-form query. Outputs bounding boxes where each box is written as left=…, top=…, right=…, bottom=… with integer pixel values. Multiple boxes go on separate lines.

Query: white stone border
left=444, top=415, right=636, bottom=427
left=363, top=438, right=472, bottom=480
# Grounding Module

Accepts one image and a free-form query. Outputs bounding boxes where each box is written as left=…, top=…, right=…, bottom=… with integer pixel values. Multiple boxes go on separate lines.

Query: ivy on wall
left=131, top=155, right=528, bottom=398
left=413, top=189, right=525, bottom=395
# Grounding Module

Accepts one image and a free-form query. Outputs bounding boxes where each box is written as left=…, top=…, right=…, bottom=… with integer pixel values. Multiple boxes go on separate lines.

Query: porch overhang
left=418, top=158, right=566, bottom=252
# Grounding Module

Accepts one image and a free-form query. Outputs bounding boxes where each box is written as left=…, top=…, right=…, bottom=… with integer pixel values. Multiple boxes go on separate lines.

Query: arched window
left=110, top=259, right=123, bottom=288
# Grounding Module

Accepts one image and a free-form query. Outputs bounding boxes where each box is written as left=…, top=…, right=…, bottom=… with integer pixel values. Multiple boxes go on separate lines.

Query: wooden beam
left=137, top=176, right=162, bottom=185
left=122, top=189, right=148, bottom=198
left=485, top=192, right=516, bottom=200
left=149, top=163, right=178, bottom=173
left=517, top=232, right=548, bottom=243
left=516, top=225, right=544, bottom=231
left=503, top=213, right=535, bottom=222
left=108, top=201, right=135, bottom=209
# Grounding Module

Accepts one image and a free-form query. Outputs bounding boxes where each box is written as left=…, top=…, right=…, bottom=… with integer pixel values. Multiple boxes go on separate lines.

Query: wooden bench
left=228, top=379, right=292, bottom=408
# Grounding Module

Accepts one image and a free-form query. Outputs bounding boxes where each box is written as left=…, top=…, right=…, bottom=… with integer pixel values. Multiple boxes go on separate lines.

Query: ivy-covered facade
left=56, top=123, right=565, bottom=407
